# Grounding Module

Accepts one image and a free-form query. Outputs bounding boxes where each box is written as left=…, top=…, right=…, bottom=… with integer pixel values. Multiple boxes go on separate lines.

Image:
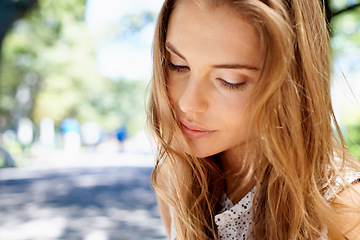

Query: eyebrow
left=212, top=64, right=260, bottom=71
left=165, top=41, right=260, bottom=71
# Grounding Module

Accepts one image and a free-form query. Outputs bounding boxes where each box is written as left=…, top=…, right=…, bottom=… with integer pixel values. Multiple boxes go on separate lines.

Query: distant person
left=115, top=126, right=127, bottom=152
left=60, top=116, right=81, bottom=153
left=147, top=0, right=360, bottom=239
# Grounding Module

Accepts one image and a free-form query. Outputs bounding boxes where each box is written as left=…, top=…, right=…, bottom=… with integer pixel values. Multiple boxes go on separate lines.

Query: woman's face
left=166, top=1, right=264, bottom=158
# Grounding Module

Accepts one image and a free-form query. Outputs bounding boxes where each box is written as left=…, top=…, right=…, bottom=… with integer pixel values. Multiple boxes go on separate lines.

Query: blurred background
left=0, top=0, right=359, bottom=239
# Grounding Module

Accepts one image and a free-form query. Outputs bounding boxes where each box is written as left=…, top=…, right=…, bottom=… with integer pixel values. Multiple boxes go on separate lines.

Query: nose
left=178, top=76, right=208, bottom=113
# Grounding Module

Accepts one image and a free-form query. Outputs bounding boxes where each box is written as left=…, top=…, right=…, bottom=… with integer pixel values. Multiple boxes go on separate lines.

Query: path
left=0, top=152, right=166, bottom=240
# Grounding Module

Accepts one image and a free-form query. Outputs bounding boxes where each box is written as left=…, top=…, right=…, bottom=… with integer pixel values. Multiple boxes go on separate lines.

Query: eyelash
left=169, top=62, right=247, bottom=91
left=217, top=78, right=247, bottom=91
left=168, top=62, right=189, bottom=72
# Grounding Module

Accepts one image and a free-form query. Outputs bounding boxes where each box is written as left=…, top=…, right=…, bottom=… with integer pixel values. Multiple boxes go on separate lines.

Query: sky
left=85, top=0, right=164, bottom=81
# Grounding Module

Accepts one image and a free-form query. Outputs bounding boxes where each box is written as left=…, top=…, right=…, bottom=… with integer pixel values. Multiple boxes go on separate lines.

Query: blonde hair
left=147, top=0, right=360, bottom=239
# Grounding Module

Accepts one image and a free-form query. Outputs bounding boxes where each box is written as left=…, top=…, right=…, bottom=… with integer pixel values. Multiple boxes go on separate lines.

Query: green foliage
left=343, top=113, right=360, bottom=159
left=329, top=0, right=360, bottom=12
left=346, top=128, right=360, bottom=159
left=0, top=0, right=148, bottom=137
left=329, top=1, right=360, bottom=159
left=331, top=3, right=360, bottom=54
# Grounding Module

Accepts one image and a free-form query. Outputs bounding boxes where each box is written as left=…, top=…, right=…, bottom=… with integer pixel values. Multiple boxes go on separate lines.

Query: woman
left=147, top=0, right=360, bottom=239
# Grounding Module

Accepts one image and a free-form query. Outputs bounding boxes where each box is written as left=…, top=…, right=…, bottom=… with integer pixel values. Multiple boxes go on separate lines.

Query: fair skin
left=157, top=1, right=360, bottom=239
left=166, top=1, right=263, bottom=204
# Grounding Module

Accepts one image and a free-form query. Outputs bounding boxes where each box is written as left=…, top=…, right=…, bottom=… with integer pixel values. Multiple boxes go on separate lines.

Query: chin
left=182, top=146, right=211, bottom=158
left=181, top=140, right=222, bottom=159
left=191, top=148, right=221, bottom=159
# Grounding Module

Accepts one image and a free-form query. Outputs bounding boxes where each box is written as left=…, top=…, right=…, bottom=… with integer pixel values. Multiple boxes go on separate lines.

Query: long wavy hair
left=147, top=0, right=360, bottom=239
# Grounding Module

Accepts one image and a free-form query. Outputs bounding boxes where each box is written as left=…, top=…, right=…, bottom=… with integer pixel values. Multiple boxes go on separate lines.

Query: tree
left=0, top=0, right=37, bottom=54
left=0, top=0, right=88, bottom=131
left=324, top=0, right=360, bottom=24
left=0, top=0, right=149, bottom=138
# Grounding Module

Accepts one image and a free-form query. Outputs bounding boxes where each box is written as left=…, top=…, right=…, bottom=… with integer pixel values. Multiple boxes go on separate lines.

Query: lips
left=180, top=121, right=216, bottom=139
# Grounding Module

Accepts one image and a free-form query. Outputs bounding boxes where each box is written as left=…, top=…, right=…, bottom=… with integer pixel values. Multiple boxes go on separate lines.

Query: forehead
left=166, top=1, right=264, bottom=68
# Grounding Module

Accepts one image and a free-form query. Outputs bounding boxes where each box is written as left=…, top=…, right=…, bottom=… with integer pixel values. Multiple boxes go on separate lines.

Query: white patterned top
left=170, top=172, right=360, bottom=240
left=170, top=189, right=256, bottom=240
left=215, top=188, right=255, bottom=240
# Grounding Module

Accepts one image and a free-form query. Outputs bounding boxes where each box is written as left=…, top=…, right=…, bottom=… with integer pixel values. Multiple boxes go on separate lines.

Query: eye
left=168, top=62, right=190, bottom=73
left=217, top=78, right=247, bottom=91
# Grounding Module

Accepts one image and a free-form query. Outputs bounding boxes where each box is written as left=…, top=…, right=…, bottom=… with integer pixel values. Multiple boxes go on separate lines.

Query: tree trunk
left=0, top=0, right=38, bottom=54
left=323, top=0, right=360, bottom=24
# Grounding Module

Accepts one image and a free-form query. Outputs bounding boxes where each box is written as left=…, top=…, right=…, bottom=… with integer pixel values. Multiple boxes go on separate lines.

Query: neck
left=221, top=149, right=255, bottom=204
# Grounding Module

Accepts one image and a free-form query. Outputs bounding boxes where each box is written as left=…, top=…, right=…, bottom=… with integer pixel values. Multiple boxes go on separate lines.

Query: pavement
left=0, top=139, right=167, bottom=240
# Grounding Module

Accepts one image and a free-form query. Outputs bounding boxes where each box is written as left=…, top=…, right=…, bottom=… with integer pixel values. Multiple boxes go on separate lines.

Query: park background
left=0, top=0, right=359, bottom=239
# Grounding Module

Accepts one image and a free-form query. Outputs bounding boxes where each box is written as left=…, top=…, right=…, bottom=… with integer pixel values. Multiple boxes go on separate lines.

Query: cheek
left=234, top=110, right=252, bottom=141
left=221, top=97, right=248, bottom=117
left=221, top=101, right=251, bottom=132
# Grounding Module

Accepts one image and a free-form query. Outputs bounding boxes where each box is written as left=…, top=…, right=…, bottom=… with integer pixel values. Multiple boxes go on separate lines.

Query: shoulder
left=332, top=181, right=360, bottom=239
